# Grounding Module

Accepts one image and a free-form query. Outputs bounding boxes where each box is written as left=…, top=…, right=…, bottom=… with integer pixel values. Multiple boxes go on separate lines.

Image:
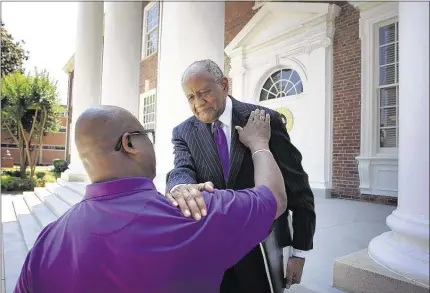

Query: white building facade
left=63, top=1, right=428, bottom=289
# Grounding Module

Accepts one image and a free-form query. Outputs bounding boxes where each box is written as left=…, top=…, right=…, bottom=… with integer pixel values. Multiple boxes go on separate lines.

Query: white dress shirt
left=216, top=95, right=233, bottom=153
left=170, top=96, right=309, bottom=258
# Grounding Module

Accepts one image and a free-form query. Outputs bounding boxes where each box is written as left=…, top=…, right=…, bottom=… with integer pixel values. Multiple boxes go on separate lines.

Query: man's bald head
left=75, top=105, right=142, bottom=155
left=75, top=105, right=156, bottom=183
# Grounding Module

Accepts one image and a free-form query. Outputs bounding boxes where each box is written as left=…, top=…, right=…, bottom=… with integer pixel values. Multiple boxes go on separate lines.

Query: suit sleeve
left=165, top=126, right=198, bottom=194
left=269, top=111, right=316, bottom=251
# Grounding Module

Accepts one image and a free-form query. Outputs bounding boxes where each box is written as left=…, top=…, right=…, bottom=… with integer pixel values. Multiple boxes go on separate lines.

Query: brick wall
left=331, top=3, right=362, bottom=200
left=225, top=1, right=257, bottom=46
left=1, top=113, right=67, bottom=165
left=330, top=3, right=396, bottom=205
left=140, top=53, right=158, bottom=93
left=224, top=1, right=258, bottom=92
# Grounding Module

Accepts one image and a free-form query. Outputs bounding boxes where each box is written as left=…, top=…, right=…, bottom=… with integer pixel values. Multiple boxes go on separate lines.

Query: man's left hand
left=284, top=256, right=305, bottom=289
left=166, top=182, right=214, bottom=220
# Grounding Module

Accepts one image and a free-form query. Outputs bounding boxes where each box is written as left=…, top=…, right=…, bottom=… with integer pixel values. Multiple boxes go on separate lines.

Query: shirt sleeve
left=202, top=185, right=277, bottom=269
left=14, top=250, right=31, bottom=293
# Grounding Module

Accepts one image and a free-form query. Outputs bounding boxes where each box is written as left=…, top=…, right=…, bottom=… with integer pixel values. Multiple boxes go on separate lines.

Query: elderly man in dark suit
left=165, top=59, right=316, bottom=293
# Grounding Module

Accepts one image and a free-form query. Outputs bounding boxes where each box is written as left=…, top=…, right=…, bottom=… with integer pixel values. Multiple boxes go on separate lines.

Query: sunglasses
left=114, top=130, right=155, bottom=151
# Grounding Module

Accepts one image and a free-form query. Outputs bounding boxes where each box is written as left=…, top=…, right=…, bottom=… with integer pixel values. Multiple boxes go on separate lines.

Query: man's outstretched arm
left=166, top=126, right=198, bottom=192
left=165, top=125, right=213, bottom=220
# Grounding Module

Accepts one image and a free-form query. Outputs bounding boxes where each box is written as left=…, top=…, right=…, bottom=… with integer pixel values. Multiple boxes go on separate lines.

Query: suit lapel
left=227, top=98, right=248, bottom=187
left=193, top=120, right=225, bottom=188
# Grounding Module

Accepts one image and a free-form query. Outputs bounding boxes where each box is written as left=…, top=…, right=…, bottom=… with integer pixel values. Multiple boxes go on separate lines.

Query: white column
left=154, top=2, right=225, bottom=191
left=101, top=2, right=143, bottom=118
left=368, top=2, right=429, bottom=287
left=62, top=2, right=104, bottom=182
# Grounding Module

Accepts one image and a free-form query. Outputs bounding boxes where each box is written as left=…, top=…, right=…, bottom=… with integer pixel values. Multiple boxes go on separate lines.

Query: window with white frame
left=355, top=2, right=399, bottom=197
left=377, top=21, right=399, bottom=149
left=143, top=2, right=159, bottom=57
left=140, top=90, right=157, bottom=139
left=259, top=69, right=303, bottom=101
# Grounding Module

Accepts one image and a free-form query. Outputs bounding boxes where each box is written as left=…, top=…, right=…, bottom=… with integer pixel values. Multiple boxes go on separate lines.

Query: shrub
left=1, top=175, right=35, bottom=191
left=53, top=159, right=69, bottom=173
left=35, top=172, right=56, bottom=187
left=3, top=170, right=22, bottom=177
left=36, top=172, right=46, bottom=179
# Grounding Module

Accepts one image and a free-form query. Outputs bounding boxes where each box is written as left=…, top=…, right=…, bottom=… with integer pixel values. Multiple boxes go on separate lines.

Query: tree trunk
left=19, top=109, right=38, bottom=178
left=30, top=108, right=47, bottom=177
left=19, top=145, right=27, bottom=179
left=3, top=123, right=26, bottom=178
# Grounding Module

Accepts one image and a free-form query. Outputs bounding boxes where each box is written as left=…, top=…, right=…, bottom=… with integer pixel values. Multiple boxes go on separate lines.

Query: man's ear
left=221, top=77, right=229, bottom=93
left=121, top=133, right=139, bottom=155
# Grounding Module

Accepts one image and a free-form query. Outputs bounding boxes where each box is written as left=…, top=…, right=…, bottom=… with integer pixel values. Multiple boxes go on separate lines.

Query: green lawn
left=1, top=165, right=60, bottom=192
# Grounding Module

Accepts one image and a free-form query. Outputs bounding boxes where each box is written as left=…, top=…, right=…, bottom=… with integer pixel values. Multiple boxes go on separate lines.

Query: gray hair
left=181, top=59, right=225, bottom=86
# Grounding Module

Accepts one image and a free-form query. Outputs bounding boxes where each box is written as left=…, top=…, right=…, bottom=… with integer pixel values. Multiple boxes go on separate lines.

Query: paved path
left=297, top=196, right=395, bottom=293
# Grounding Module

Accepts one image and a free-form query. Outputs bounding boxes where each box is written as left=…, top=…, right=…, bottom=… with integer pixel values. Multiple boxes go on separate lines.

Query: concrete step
left=287, top=284, right=318, bottom=293
left=12, top=196, right=42, bottom=251
left=333, top=249, right=429, bottom=293
left=2, top=196, right=27, bottom=293
left=57, top=178, right=87, bottom=196
left=34, top=187, right=70, bottom=218
left=45, top=182, right=83, bottom=206
left=23, top=192, right=58, bottom=229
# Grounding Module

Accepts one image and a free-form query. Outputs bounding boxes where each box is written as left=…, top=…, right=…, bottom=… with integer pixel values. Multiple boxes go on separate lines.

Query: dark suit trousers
left=220, top=245, right=272, bottom=293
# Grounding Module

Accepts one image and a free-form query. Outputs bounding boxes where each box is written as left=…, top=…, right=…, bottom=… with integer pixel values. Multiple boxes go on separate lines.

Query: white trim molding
left=141, top=1, right=159, bottom=59
left=252, top=0, right=272, bottom=11
left=139, top=88, right=157, bottom=145
left=356, top=2, right=399, bottom=197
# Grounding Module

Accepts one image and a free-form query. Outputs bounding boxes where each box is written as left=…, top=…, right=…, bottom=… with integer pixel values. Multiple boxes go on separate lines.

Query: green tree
left=1, top=70, right=61, bottom=178
left=1, top=22, right=29, bottom=76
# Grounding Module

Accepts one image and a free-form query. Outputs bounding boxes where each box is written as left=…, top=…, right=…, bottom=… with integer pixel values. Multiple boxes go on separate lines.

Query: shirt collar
left=84, top=177, right=156, bottom=200
left=217, top=96, right=232, bottom=127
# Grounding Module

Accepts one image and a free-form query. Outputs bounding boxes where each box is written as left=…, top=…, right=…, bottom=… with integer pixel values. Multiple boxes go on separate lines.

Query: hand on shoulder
left=166, top=182, right=214, bottom=221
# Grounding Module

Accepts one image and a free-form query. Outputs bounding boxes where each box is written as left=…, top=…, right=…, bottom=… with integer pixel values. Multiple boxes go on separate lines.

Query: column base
left=333, top=249, right=429, bottom=293
left=368, top=208, right=429, bottom=287
left=61, top=168, right=89, bottom=182
left=368, top=231, right=429, bottom=287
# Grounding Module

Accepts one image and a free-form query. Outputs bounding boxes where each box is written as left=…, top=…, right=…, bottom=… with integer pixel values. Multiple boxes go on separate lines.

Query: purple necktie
left=212, top=120, right=229, bottom=181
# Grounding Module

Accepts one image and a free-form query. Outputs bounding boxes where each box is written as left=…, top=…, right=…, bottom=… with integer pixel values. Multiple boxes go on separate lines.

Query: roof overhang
left=63, top=54, right=75, bottom=74
left=225, top=2, right=340, bottom=57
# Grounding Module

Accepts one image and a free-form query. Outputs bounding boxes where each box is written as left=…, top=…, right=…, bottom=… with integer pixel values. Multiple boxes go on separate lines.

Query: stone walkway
left=298, top=196, right=395, bottom=293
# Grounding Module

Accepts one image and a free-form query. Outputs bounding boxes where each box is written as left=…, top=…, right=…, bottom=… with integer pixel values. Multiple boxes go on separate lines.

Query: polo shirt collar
left=84, top=177, right=156, bottom=200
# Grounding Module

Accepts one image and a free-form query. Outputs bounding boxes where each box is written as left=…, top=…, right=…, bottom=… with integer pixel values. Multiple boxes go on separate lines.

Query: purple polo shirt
left=14, top=177, right=276, bottom=293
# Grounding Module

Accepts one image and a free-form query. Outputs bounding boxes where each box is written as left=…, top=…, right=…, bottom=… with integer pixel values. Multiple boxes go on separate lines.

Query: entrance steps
left=1, top=179, right=85, bottom=293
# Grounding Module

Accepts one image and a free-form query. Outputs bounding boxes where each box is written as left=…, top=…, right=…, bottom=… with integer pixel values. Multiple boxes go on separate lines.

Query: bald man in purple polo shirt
left=14, top=106, right=286, bottom=293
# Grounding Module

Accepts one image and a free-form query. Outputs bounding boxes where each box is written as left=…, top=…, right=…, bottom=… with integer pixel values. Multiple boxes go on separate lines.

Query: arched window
left=259, top=69, right=303, bottom=101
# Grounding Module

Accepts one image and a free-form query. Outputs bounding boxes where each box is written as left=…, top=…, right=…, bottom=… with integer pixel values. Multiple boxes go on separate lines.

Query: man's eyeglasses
left=114, top=130, right=155, bottom=151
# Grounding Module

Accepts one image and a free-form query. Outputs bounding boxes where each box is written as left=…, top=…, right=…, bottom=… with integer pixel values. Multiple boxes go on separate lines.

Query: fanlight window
left=259, top=69, right=303, bottom=101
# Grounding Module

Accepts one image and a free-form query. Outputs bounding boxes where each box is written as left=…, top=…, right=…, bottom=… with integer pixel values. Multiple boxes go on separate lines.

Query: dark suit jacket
left=166, top=97, right=316, bottom=251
